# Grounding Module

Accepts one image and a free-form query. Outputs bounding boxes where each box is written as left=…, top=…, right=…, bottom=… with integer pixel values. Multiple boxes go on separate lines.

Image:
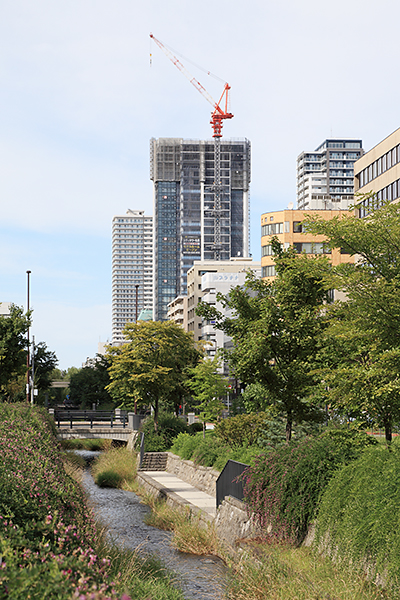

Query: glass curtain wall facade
left=151, top=137, right=251, bottom=321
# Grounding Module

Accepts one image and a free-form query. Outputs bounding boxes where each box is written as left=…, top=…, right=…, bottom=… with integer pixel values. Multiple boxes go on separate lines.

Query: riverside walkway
left=138, top=469, right=217, bottom=519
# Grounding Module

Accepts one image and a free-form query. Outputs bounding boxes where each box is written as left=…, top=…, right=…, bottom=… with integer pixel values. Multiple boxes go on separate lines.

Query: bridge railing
left=53, top=410, right=127, bottom=429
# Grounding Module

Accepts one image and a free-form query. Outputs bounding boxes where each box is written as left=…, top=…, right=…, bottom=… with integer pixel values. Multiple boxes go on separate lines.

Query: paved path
left=142, top=470, right=216, bottom=518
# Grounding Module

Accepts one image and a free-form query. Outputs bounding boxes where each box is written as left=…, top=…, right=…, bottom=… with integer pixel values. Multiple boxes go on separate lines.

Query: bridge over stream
left=50, top=409, right=143, bottom=447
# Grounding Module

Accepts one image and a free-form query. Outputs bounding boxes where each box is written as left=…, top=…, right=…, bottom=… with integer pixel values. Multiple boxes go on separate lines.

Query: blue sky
left=1, top=0, right=400, bottom=369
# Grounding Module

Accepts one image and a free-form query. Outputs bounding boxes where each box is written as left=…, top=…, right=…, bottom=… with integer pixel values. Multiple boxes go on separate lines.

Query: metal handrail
left=53, top=410, right=127, bottom=430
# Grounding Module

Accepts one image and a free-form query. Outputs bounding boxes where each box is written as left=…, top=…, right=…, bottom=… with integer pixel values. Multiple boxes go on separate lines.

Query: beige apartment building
left=261, top=209, right=355, bottom=279
left=354, top=128, right=400, bottom=217
left=167, top=295, right=188, bottom=330
left=186, top=258, right=260, bottom=341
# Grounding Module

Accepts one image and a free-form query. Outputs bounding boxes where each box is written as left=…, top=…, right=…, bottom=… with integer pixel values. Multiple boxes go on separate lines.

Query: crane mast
left=150, top=34, right=234, bottom=259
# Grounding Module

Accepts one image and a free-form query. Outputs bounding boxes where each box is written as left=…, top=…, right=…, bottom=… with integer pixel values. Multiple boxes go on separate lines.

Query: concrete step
left=140, top=452, right=168, bottom=471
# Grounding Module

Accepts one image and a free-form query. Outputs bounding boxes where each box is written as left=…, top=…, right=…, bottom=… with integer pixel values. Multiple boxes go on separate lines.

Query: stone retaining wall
left=138, top=452, right=261, bottom=546
left=165, top=452, right=219, bottom=497
left=215, top=496, right=262, bottom=547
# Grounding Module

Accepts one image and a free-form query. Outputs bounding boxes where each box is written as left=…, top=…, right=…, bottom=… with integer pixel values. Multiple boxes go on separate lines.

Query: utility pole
left=26, top=270, right=31, bottom=403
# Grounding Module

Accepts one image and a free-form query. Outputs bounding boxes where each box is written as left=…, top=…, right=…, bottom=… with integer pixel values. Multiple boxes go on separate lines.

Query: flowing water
left=78, top=451, right=227, bottom=600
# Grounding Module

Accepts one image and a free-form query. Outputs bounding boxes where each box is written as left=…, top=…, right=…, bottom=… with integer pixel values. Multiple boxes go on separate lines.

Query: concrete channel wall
left=137, top=452, right=261, bottom=546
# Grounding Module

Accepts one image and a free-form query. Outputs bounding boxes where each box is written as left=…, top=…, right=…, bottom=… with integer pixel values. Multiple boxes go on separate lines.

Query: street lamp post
left=135, top=284, right=139, bottom=322
left=26, top=270, right=31, bottom=404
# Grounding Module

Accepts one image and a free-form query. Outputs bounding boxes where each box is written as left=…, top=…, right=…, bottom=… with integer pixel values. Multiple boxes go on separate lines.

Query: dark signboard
left=182, top=235, right=201, bottom=255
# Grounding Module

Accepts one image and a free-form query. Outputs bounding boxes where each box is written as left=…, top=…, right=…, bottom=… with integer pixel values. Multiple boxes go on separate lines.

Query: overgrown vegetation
left=142, top=494, right=221, bottom=556
left=60, top=438, right=111, bottom=450
left=242, top=428, right=377, bottom=543
left=92, top=446, right=137, bottom=489
left=170, top=431, right=262, bottom=471
left=315, top=441, right=400, bottom=591
left=0, top=404, right=184, bottom=600
left=226, top=542, right=390, bottom=600
left=140, top=412, right=188, bottom=452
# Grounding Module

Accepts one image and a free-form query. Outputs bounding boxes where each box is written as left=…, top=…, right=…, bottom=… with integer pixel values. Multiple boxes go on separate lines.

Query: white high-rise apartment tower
left=297, top=138, right=364, bottom=210
left=111, top=209, right=153, bottom=346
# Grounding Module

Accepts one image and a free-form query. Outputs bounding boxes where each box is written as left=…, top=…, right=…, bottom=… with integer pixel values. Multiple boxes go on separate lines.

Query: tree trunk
left=153, top=400, right=158, bottom=433
left=384, top=420, right=392, bottom=445
left=286, top=417, right=292, bottom=443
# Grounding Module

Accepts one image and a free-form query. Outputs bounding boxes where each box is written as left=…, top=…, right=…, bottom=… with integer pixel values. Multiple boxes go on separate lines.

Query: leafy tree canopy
left=0, top=304, right=31, bottom=401
left=197, top=241, right=330, bottom=441
left=69, top=355, right=112, bottom=409
left=106, top=321, right=203, bottom=431
left=186, top=356, right=228, bottom=437
left=304, top=199, right=400, bottom=442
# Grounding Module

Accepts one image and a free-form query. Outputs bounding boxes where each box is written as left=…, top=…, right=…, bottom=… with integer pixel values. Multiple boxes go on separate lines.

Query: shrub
left=92, top=447, right=137, bottom=489
left=315, top=444, right=400, bottom=590
left=95, top=470, right=124, bottom=488
left=191, top=434, right=230, bottom=467
left=140, top=413, right=188, bottom=452
left=214, top=412, right=269, bottom=447
left=170, top=432, right=201, bottom=460
left=187, top=421, right=203, bottom=434
left=242, top=428, right=376, bottom=543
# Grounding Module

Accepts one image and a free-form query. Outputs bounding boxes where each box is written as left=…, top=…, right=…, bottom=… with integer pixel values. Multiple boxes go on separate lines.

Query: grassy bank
left=0, top=404, right=184, bottom=600
left=60, top=438, right=112, bottom=451
left=96, top=445, right=392, bottom=599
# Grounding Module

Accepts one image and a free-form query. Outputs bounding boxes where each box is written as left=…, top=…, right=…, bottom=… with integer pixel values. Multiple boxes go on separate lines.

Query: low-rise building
left=261, top=209, right=355, bottom=279
left=186, top=258, right=260, bottom=341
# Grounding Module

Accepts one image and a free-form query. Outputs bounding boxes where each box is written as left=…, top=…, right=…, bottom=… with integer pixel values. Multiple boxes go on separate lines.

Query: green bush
left=170, top=431, right=263, bottom=471
left=214, top=412, right=269, bottom=447
left=242, top=428, right=377, bottom=542
left=170, top=432, right=200, bottom=459
left=191, top=434, right=230, bottom=467
left=315, top=444, right=400, bottom=590
left=187, top=421, right=203, bottom=434
left=140, top=412, right=188, bottom=452
left=95, top=469, right=124, bottom=488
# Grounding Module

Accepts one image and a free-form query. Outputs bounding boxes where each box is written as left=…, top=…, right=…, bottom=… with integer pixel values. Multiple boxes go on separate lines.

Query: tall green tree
left=106, top=321, right=203, bottom=431
left=32, top=342, right=58, bottom=403
left=0, top=304, right=31, bottom=401
left=197, top=241, right=330, bottom=441
left=69, top=355, right=112, bottom=409
left=186, top=356, right=228, bottom=438
left=304, top=200, right=400, bottom=441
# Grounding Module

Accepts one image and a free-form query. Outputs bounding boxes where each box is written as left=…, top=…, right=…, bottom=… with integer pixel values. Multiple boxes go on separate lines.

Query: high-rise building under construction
left=150, top=137, right=251, bottom=321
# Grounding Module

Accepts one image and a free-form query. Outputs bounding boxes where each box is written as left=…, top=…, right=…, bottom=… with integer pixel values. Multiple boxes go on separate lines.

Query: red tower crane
left=149, top=33, right=233, bottom=138
left=150, top=34, right=234, bottom=259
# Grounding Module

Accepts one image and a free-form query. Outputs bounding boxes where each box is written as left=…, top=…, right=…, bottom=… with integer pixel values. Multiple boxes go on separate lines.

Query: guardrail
left=216, top=459, right=249, bottom=508
left=139, top=432, right=145, bottom=468
left=53, top=410, right=127, bottom=429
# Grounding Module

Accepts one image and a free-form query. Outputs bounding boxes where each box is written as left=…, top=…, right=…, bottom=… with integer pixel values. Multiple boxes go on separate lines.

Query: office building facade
left=186, top=258, right=260, bottom=341
left=297, top=139, right=364, bottom=210
left=354, top=128, right=400, bottom=217
left=261, top=209, right=355, bottom=279
left=111, top=209, right=153, bottom=346
left=150, top=137, right=251, bottom=321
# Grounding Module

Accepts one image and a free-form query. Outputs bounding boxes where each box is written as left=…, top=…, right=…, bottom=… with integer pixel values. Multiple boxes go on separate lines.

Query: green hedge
left=170, top=431, right=262, bottom=471
left=241, top=428, right=377, bottom=542
left=315, top=442, right=400, bottom=590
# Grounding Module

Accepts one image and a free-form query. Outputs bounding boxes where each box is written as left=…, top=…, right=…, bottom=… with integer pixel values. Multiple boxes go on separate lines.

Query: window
left=262, top=223, right=283, bottom=236
left=262, top=244, right=273, bottom=256
left=262, top=265, right=276, bottom=277
left=293, top=221, right=304, bottom=233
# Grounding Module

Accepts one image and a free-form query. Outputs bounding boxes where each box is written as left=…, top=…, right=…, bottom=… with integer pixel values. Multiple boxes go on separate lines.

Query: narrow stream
left=78, top=451, right=227, bottom=600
